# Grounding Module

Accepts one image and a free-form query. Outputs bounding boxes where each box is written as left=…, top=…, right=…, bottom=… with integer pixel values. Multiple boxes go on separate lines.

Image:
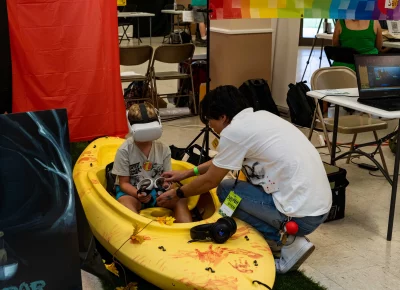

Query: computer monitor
left=354, top=54, right=400, bottom=99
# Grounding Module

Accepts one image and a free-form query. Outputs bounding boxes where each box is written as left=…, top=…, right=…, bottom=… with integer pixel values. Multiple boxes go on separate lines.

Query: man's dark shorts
left=193, top=6, right=207, bottom=23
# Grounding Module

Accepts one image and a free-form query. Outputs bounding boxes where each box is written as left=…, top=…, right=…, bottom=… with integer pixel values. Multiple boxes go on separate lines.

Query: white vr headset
left=127, top=103, right=162, bottom=142
left=137, top=177, right=171, bottom=196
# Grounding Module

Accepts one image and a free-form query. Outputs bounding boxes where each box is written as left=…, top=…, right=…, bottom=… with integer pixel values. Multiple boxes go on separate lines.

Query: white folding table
left=117, top=12, right=155, bottom=45
left=307, top=88, right=400, bottom=241
left=383, top=41, right=400, bottom=49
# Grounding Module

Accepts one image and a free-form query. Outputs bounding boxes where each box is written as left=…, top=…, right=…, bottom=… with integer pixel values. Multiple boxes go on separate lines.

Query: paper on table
left=317, top=89, right=352, bottom=95
left=182, top=11, right=194, bottom=22
left=388, top=20, right=400, bottom=36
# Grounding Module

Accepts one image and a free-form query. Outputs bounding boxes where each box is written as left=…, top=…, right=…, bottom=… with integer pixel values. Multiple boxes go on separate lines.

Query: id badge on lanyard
left=218, top=171, right=242, bottom=217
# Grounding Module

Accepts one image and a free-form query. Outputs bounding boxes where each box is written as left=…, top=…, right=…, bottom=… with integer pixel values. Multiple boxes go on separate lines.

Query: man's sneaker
left=267, top=239, right=282, bottom=258
left=275, top=236, right=315, bottom=274
left=195, top=39, right=207, bottom=47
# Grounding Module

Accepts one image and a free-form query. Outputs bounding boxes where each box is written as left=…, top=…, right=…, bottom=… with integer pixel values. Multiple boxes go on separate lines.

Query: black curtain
left=130, top=0, right=173, bottom=37
left=0, top=0, right=12, bottom=114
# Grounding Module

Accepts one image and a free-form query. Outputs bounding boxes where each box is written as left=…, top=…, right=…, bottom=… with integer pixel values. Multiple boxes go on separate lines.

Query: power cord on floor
left=317, top=146, right=343, bottom=156
left=350, top=156, right=400, bottom=178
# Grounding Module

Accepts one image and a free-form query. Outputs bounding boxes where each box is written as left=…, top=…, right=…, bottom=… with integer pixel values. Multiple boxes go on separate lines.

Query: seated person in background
left=192, top=0, right=207, bottom=47
left=332, top=20, right=383, bottom=70
left=112, top=102, right=192, bottom=223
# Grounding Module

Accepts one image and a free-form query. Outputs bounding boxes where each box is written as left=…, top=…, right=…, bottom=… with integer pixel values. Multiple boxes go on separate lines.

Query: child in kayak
left=112, top=102, right=192, bottom=223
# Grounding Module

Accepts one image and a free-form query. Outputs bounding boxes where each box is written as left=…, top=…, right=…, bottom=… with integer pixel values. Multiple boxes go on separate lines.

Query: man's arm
left=183, top=159, right=214, bottom=179
left=157, top=136, right=246, bottom=207
left=180, top=163, right=230, bottom=197
left=162, top=159, right=214, bottom=182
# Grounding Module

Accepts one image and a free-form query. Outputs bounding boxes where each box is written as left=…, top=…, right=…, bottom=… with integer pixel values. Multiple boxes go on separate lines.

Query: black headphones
left=190, top=217, right=237, bottom=244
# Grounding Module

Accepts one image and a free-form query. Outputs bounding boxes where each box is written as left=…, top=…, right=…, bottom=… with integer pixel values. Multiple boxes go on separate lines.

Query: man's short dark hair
left=200, top=85, right=250, bottom=122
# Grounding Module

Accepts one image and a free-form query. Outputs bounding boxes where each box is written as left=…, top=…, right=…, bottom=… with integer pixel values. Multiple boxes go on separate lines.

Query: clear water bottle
left=173, top=0, right=177, bottom=11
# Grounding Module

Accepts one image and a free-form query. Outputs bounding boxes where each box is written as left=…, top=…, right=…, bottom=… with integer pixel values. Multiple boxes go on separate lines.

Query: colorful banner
left=210, top=0, right=400, bottom=20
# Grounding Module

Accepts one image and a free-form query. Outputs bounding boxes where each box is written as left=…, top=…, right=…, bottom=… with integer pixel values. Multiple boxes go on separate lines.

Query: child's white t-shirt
left=112, top=138, right=171, bottom=187
left=212, top=108, right=332, bottom=218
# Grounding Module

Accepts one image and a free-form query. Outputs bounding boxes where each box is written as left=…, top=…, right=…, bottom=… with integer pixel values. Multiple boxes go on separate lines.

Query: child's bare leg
left=118, top=195, right=141, bottom=213
left=173, top=198, right=192, bottom=223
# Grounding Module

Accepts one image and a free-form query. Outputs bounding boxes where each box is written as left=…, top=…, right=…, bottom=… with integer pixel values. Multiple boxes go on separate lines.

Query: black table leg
left=330, top=105, right=340, bottom=165
left=137, top=18, right=140, bottom=45
left=319, top=38, right=324, bottom=68
left=150, top=17, right=152, bottom=46
left=170, top=14, right=174, bottom=44
left=387, top=120, right=400, bottom=241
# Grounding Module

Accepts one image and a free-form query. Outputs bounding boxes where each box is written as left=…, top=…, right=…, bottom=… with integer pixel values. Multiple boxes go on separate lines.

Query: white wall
left=271, top=19, right=301, bottom=110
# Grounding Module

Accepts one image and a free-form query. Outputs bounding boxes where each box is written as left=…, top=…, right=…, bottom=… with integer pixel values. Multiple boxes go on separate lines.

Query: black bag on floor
left=239, top=79, right=280, bottom=116
left=170, top=144, right=211, bottom=166
left=286, top=81, right=316, bottom=128
left=176, top=58, right=207, bottom=115
left=323, top=162, right=350, bottom=223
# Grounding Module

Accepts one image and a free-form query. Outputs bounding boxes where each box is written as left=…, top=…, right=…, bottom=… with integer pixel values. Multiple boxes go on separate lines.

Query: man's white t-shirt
left=213, top=108, right=332, bottom=218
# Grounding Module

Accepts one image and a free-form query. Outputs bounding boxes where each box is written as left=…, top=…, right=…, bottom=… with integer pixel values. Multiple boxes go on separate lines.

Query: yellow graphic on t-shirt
left=143, top=161, right=153, bottom=171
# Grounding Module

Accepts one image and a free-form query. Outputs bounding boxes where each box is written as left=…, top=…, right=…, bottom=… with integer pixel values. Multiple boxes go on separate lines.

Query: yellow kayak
left=73, top=137, right=275, bottom=290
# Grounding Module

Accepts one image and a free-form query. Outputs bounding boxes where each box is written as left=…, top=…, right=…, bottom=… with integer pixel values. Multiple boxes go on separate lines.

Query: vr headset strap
left=139, top=103, right=149, bottom=122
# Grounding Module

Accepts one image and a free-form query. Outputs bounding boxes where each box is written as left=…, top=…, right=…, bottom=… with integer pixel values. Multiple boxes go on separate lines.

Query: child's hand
left=162, top=181, right=171, bottom=190
left=138, top=192, right=152, bottom=203
left=162, top=170, right=186, bottom=183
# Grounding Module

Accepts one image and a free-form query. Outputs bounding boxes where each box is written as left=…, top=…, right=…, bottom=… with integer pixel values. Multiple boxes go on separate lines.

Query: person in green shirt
left=332, top=20, right=383, bottom=71
left=192, top=0, right=207, bottom=47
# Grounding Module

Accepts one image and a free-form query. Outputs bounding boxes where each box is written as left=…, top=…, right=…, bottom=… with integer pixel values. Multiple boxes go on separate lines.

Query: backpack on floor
left=239, top=79, right=280, bottom=116
left=286, top=81, right=316, bottom=128
left=169, top=144, right=211, bottom=166
left=176, top=59, right=207, bottom=115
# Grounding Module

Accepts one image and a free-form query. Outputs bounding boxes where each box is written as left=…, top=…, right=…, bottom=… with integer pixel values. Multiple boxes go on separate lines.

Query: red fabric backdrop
left=7, top=0, right=128, bottom=142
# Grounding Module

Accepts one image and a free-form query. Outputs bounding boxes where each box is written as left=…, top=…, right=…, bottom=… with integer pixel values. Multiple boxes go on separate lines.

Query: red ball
left=285, top=221, right=299, bottom=235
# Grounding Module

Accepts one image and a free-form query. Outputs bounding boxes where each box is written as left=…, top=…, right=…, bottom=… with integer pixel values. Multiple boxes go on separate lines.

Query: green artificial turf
left=274, top=271, right=326, bottom=290
left=71, top=141, right=325, bottom=290
left=100, top=269, right=326, bottom=290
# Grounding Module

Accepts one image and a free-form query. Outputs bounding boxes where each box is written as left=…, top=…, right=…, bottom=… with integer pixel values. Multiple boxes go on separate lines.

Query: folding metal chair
left=150, top=44, right=197, bottom=114
left=324, top=46, right=359, bottom=67
left=120, top=45, right=154, bottom=107
left=309, top=66, right=388, bottom=170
